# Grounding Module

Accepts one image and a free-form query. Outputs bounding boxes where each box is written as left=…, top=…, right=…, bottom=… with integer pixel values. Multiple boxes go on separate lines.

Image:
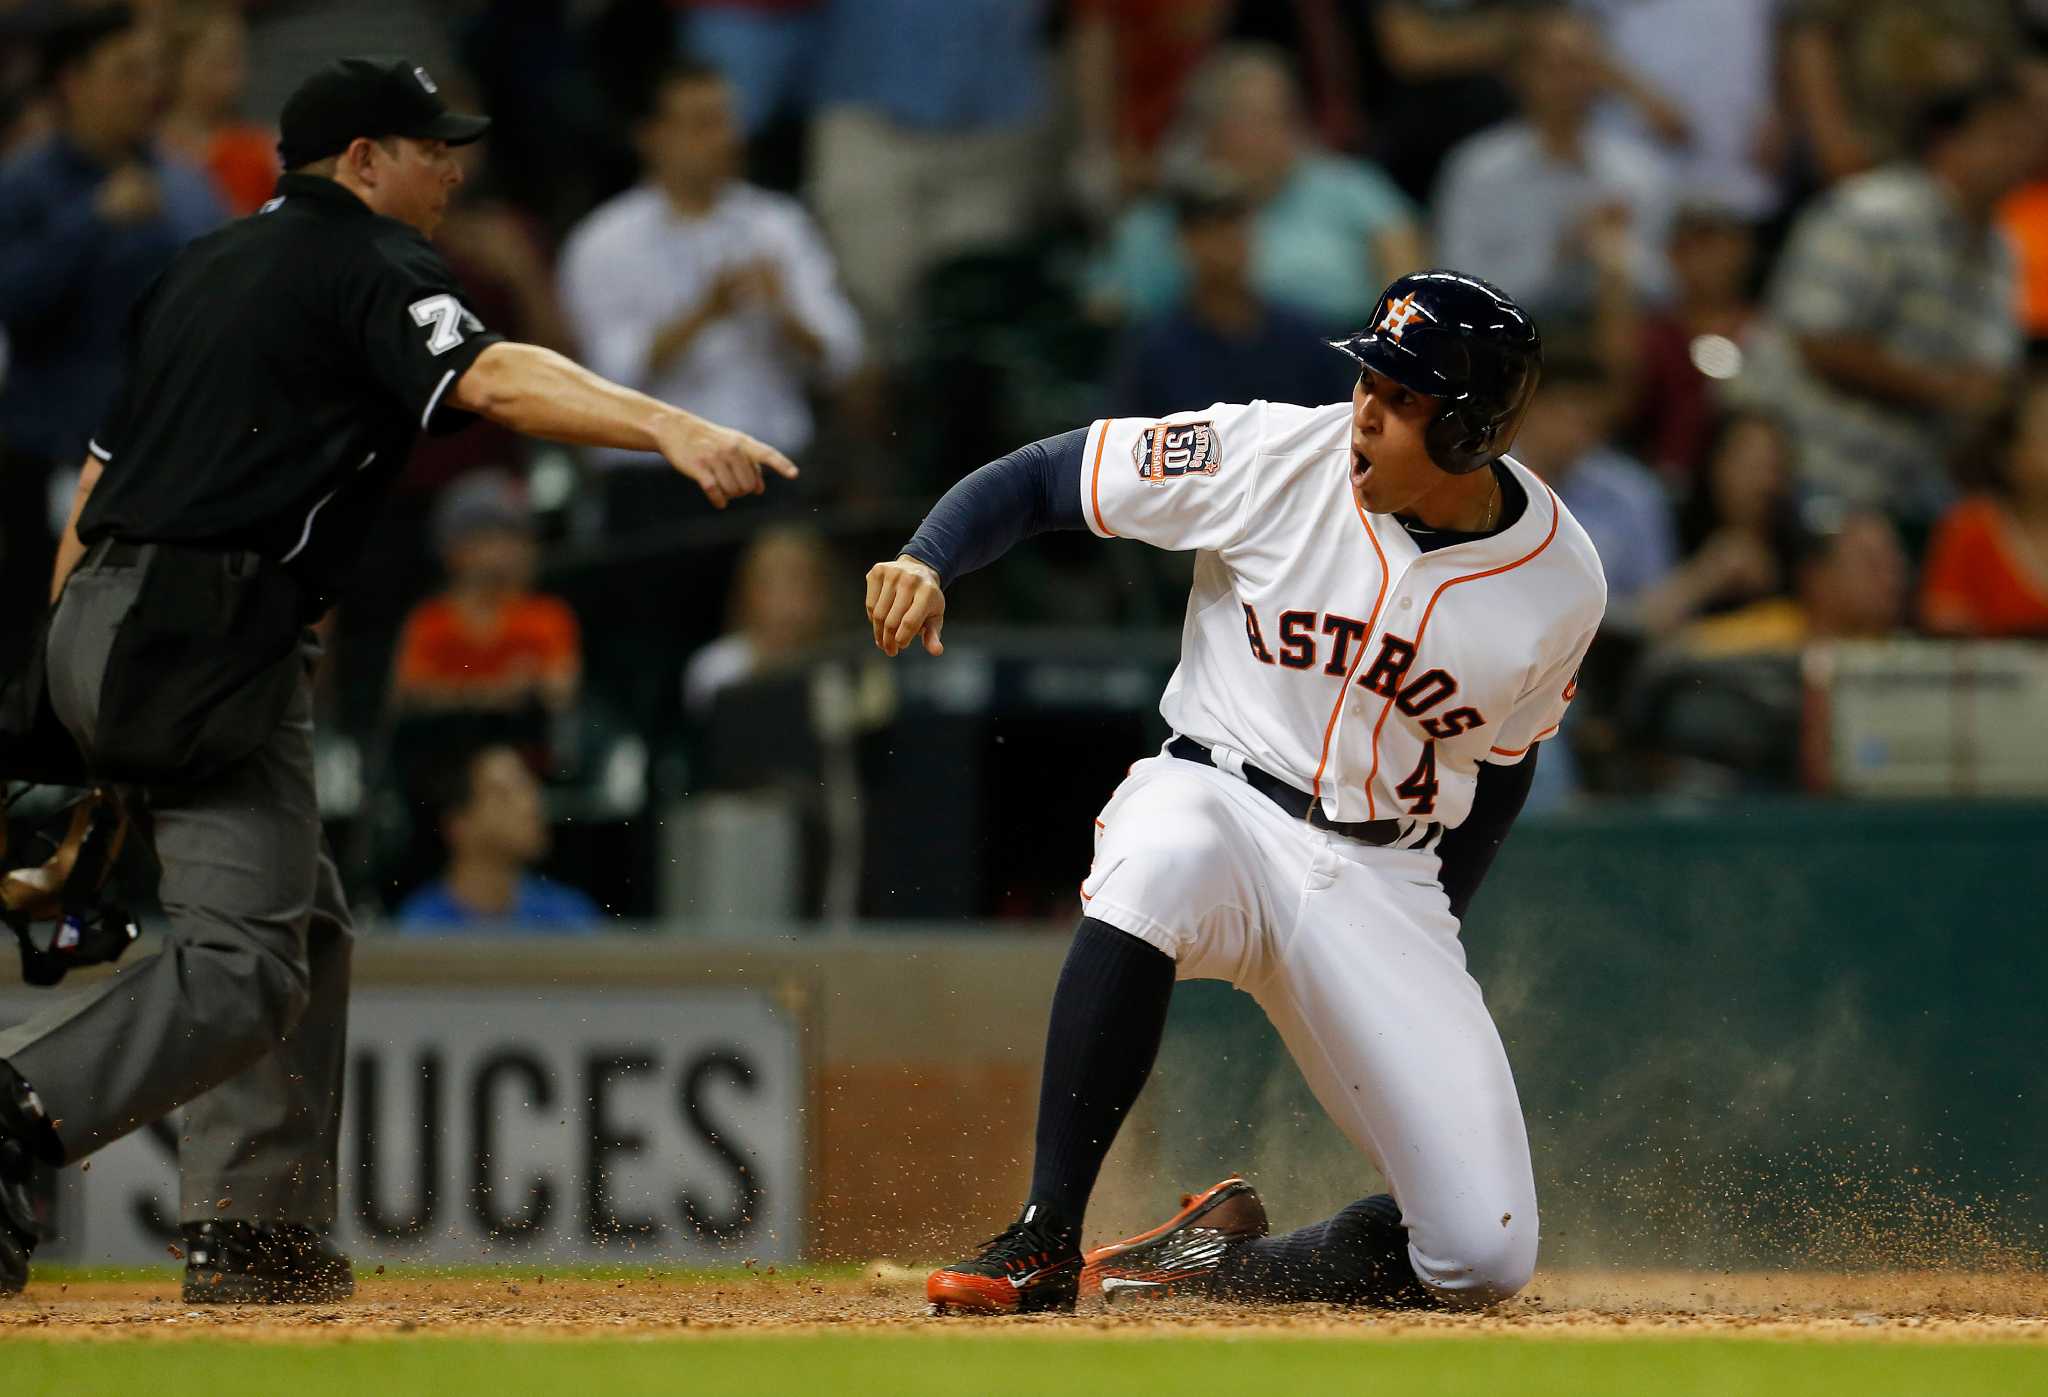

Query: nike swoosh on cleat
left=1101, top=1277, right=1165, bottom=1295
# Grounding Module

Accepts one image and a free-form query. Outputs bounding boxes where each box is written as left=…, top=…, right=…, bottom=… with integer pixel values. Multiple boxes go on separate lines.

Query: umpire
left=0, top=57, right=794, bottom=1302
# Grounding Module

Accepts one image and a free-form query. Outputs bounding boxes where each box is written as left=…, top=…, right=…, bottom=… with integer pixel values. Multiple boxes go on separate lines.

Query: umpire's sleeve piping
left=421, top=367, right=458, bottom=430
left=87, top=439, right=112, bottom=462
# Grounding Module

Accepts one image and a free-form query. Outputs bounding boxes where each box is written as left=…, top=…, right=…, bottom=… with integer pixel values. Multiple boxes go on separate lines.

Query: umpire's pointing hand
left=656, top=417, right=799, bottom=510
left=865, top=555, right=945, bottom=657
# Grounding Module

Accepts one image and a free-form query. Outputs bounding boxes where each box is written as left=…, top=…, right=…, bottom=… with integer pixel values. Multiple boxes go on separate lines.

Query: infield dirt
left=1, top=1267, right=2043, bottom=1344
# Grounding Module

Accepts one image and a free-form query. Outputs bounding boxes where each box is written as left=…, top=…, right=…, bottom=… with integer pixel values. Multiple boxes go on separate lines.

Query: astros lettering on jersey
left=1079, top=399, right=1607, bottom=835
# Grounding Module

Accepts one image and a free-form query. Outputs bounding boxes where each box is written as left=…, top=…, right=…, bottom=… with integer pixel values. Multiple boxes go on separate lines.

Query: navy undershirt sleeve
left=898, top=428, right=1090, bottom=588
left=1435, top=745, right=1539, bottom=922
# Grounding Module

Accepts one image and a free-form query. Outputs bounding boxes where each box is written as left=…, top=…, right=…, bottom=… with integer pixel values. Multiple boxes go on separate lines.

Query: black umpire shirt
left=78, top=173, right=503, bottom=606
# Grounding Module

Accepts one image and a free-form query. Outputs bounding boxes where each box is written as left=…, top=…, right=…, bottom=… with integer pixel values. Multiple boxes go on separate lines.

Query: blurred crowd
left=6, top=0, right=2048, bottom=924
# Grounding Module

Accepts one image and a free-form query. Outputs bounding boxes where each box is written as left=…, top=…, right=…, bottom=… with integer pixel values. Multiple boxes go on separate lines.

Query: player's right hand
left=865, top=555, right=945, bottom=657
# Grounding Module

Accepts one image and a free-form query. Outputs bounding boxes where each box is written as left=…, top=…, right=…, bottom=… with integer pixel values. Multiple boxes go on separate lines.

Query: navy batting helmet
left=1329, top=270, right=1542, bottom=476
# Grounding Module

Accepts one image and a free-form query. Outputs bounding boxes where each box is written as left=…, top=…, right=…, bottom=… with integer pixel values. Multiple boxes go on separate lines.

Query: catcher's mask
left=2, top=787, right=139, bottom=987
left=1328, top=269, right=1542, bottom=476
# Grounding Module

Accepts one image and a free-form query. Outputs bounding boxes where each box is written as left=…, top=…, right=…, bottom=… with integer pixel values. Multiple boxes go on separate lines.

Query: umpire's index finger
left=761, top=445, right=799, bottom=479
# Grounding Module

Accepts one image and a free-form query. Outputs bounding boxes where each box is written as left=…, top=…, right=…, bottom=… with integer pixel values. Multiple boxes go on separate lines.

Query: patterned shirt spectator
left=1746, top=162, right=2022, bottom=521
left=1781, top=0, right=2018, bottom=183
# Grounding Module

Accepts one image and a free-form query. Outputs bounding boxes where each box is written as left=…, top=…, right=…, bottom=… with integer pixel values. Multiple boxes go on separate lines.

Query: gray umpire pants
left=0, top=552, right=353, bottom=1224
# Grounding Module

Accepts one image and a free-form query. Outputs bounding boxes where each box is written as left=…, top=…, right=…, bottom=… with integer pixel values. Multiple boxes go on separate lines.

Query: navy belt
left=1167, top=736, right=1412, bottom=846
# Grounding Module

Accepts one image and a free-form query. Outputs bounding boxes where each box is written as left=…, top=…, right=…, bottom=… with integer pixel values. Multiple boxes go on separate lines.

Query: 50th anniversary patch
left=1133, top=421, right=1221, bottom=483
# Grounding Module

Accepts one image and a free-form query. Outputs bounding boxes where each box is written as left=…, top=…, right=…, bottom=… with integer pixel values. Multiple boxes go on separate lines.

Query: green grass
left=3, top=1335, right=2044, bottom=1397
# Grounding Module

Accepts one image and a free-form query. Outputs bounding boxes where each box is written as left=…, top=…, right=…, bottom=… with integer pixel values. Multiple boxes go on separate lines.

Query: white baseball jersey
left=1077, top=399, right=1607, bottom=831
left=1071, top=397, right=1607, bottom=1306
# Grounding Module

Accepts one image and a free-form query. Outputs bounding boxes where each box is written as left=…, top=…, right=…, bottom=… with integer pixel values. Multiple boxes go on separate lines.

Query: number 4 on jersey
left=1395, top=740, right=1439, bottom=816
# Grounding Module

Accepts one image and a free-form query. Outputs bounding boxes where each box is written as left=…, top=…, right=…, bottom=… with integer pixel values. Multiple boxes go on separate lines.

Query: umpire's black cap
left=278, top=56, right=491, bottom=169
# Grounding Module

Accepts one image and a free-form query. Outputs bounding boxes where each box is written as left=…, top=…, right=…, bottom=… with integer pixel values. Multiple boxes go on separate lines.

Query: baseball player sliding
left=865, top=271, right=1606, bottom=1312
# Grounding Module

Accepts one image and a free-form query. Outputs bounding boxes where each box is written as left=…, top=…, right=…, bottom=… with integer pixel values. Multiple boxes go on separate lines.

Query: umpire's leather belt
left=84, top=538, right=267, bottom=574
left=82, top=538, right=148, bottom=567
left=1167, top=736, right=1408, bottom=846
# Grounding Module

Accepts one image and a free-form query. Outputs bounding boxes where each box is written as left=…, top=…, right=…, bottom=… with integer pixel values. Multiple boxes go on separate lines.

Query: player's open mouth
left=1351, top=450, right=1373, bottom=490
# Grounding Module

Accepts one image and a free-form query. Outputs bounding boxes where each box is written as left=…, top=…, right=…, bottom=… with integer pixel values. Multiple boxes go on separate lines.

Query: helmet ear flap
left=1425, top=405, right=1496, bottom=475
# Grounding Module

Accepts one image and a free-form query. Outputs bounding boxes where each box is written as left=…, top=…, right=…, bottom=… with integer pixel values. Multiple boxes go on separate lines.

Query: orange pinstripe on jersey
left=1311, top=482, right=1391, bottom=808
left=1090, top=419, right=1116, bottom=537
left=1488, top=723, right=1558, bottom=759
left=1365, top=482, right=1563, bottom=818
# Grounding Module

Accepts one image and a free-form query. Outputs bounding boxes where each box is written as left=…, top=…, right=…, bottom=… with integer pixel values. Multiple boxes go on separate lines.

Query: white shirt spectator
left=559, top=181, right=863, bottom=467
left=1582, top=0, right=1783, bottom=220
left=1434, top=121, right=1675, bottom=312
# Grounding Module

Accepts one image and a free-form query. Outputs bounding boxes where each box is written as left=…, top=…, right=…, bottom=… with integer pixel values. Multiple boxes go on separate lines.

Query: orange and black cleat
left=1081, top=1177, right=1269, bottom=1303
left=926, top=1203, right=1082, bottom=1314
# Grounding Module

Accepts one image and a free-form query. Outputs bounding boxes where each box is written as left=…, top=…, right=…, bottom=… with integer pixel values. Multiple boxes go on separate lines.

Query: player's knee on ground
left=1409, top=1208, right=1539, bottom=1308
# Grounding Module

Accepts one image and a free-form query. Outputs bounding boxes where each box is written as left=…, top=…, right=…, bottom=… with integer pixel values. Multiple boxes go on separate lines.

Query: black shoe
left=0, top=1140, right=40, bottom=1296
left=0, top=1068, right=58, bottom=1297
left=1082, top=1177, right=1269, bottom=1303
left=180, top=1221, right=355, bottom=1304
left=926, top=1203, right=1082, bottom=1314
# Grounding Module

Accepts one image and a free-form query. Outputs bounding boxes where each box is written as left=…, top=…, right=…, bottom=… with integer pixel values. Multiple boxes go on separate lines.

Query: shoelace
left=971, top=1222, right=1070, bottom=1269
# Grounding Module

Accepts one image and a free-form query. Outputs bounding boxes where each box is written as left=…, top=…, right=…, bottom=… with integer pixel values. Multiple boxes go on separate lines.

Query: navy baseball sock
left=1024, top=917, right=1175, bottom=1235
left=1215, top=1194, right=1436, bottom=1307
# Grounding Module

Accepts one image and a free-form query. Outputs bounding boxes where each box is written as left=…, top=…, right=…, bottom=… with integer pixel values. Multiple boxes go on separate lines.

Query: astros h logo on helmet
left=1378, top=293, right=1425, bottom=341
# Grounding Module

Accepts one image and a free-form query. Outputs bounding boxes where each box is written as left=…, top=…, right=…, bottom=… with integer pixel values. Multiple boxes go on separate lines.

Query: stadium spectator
left=1432, top=6, right=1674, bottom=317
left=1581, top=0, right=1781, bottom=220
left=392, top=472, right=582, bottom=716
left=1067, top=0, right=1231, bottom=219
left=1508, top=346, right=1676, bottom=617
left=0, top=4, right=223, bottom=675
left=1744, top=76, right=2036, bottom=526
left=1920, top=374, right=2048, bottom=637
left=1781, top=0, right=2018, bottom=189
left=675, top=0, right=828, bottom=138
left=1091, top=43, right=1422, bottom=331
left=560, top=58, right=861, bottom=525
left=395, top=743, right=605, bottom=934
left=1105, top=170, right=1357, bottom=417
left=1360, top=0, right=1535, bottom=205
left=1623, top=200, right=1764, bottom=485
left=1627, top=505, right=1908, bottom=790
left=1635, top=410, right=1800, bottom=638
left=1680, top=505, right=1908, bottom=656
left=805, top=0, right=1055, bottom=347
left=159, top=2, right=276, bottom=216
left=683, top=525, right=833, bottom=718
